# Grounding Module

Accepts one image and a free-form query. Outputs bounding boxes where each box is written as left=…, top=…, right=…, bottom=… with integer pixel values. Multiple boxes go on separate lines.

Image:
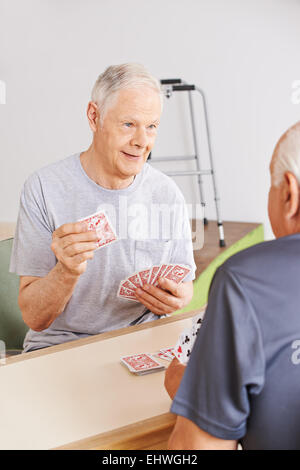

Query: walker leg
left=188, top=90, right=208, bottom=226
left=197, top=87, right=226, bottom=246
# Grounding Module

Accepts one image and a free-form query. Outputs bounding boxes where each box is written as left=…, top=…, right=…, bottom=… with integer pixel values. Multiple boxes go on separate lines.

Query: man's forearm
left=19, top=262, right=80, bottom=332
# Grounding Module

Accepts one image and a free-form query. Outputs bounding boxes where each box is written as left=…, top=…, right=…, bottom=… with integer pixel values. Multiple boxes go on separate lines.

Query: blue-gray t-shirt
left=171, top=234, right=300, bottom=450
left=9, top=153, right=196, bottom=352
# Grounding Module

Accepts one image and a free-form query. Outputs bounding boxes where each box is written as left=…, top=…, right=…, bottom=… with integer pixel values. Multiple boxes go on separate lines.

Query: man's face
left=93, top=87, right=161, bottom=181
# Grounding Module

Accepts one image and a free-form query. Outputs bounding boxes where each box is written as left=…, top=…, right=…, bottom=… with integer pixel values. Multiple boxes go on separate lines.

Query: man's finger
left=61, top=230, right=99, bottom=249
left=171, top=357, right=181, bottom=366
left=135, top=288, right=175, bottom=313
left=134, top=290, right=166, bottom=313
left=138, top=283, right=181, bottom=309
left=65, top=241, right=98, bottom=257
left=157, top=277, right=184, bottom=297
left=134, top=290, right=171, bottom=315
left=54, top=222, right=88, bottom=239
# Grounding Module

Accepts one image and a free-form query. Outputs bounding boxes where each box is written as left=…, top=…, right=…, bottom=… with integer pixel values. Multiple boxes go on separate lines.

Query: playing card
left=121, top=353, right=165, bottom=374
left=120, top=262, right=192, bottom=302
left=191, top=323, right=200, bottom=339
left=164, top=265, right=191, bottom=284
left=121, top=279, right=136, bottom=291
left=118, top=285, right=139, bottom=302
left=173, top=311, right=205, bottom=365
left=138, top=268, right=151, bottom=286
left=174, top=327, right=194, bottom=365
left=159, top=347, right=175, bottom=359
left=153, top=351, right=173, bottom=362
left=153, top=264, right=169, bottom=286
left=148, top=266, right=161, bottom=285
left=78, top=210, right=117, bottom=250
left=192, top=310, right=205, bottom=330
left=161, top=264, right=174, bottom=278
left=127, top=273, right=143, bottom=288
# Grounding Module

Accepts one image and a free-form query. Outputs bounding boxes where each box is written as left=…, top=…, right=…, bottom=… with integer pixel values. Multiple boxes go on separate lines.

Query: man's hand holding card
left=173, top=310, right=205, bottom=365
left=136, top=273, right=193, bottom=315
left=118, top=264, right=194, bottom=316
left=51, top=221, right=100, bottom=277
left=164, top=310, right=206, bottom=399
left=135, top=276, right=194, bottom=316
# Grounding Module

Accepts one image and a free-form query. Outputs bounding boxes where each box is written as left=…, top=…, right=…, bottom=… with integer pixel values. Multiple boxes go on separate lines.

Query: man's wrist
left=54, top=261, right=81, bottom=282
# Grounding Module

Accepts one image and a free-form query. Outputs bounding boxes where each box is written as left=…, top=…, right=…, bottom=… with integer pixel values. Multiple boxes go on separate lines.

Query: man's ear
left=86, top=101, right=100, bottom=133
left=283, top=171, right=300, bottom=218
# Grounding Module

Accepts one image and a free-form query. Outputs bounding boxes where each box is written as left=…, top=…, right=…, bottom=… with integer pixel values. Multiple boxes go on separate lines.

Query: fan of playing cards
left=118, top=264, right=191, bottom=301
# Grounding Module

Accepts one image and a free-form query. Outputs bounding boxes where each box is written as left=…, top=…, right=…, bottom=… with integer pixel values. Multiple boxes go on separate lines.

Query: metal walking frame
left=149, top=78, right=225, bottom=247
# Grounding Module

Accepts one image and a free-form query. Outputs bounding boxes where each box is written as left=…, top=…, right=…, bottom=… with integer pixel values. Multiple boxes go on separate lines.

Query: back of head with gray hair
left=91, top=63, right=163, bottom=124
left=272, top=122, right=300, bottom=187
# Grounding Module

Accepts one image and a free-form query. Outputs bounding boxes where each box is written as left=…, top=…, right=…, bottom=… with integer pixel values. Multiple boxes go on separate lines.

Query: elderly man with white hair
left=164, top=121, right=300, bottom=450
left=9, top=63, right=196, bottom=352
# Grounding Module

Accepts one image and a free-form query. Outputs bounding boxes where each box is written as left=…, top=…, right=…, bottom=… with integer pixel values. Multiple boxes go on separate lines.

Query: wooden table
left=0, top=220, right=263, bottom=449
left=1, top=309, right=203, bottom=450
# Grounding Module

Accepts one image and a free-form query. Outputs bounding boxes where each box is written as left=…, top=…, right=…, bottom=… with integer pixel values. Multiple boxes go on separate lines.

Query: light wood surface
left=56, top=413, right=176, bottom=450
left=1, top=309, right=203, bottom=450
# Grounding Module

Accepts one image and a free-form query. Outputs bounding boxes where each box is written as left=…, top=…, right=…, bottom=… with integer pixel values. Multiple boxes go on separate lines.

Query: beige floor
left=0, top=222, right=16, bottom=241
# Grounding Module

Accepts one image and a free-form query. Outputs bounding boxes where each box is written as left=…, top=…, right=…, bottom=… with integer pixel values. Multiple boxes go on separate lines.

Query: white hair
left=272, top=125, right=300, bottom=187
left=91, top=63, right=163, bottom=124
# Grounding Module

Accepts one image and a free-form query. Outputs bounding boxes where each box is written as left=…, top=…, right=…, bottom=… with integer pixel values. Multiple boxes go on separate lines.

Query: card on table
left=78, top=210, right=117, bottom=250
left=153, top=347, right=175, bottom=362
left=121, top=353, right=165, bottom=375
left=153, top=351, right=173, bottom=362
left=160, top=347, right=175, bottom=359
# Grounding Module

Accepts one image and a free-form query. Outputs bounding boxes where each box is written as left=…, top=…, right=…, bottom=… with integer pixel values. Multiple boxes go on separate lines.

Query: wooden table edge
left=5, top=307, right=206, bottom=365
left=53, top=412, right=177, bottom=450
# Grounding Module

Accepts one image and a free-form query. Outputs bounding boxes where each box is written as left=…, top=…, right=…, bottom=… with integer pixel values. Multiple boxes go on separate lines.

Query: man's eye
left=148, top=124, right=157, bottom=129
left=124, top=122, right=132, bottom=127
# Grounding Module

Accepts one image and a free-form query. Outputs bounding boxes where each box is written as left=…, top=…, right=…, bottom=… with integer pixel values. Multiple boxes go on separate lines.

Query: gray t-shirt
left=10, top=153, right=196, bottom=352
left=171, top=234, right=300, bottom=449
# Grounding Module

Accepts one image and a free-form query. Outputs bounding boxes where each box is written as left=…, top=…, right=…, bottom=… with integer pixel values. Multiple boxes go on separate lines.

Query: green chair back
left=0, top=238, right=28, bottom=350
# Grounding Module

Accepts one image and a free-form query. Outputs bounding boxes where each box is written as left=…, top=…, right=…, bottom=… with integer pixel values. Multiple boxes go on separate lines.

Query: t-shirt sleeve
left=170, top=265, right=265, bottom=440
left=169, top=199, right=196, bottom=282
left=9, top=173, right=57, bottom=277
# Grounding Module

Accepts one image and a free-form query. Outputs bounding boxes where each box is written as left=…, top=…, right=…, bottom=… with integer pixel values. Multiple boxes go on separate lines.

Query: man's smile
left=121, top=151, right=143, bottom=160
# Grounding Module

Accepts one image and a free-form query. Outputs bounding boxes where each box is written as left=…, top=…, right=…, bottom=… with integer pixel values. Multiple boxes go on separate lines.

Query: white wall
left=1, top=0, right=300, bottom=240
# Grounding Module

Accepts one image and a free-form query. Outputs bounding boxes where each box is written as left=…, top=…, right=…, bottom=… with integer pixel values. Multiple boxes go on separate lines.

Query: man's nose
left=132, top=127, right=148, bottom=148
